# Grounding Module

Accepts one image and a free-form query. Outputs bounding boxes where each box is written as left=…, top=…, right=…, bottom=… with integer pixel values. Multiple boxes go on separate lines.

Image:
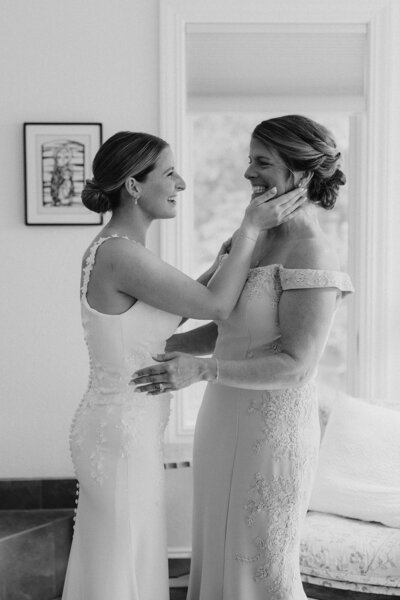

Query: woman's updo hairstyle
left=82, top=131, right=168, bottom=214
left=253, top=115, right=346, bottom=209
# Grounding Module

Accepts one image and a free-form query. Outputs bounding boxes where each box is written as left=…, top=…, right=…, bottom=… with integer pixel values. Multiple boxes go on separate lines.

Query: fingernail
left=271, top=186, right=277, bottom=192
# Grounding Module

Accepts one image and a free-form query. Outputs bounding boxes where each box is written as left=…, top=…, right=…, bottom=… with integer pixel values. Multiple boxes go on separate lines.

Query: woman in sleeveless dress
left=61, top=131, right=306, bottom=600
left=132, top=115, right=354, bottom=600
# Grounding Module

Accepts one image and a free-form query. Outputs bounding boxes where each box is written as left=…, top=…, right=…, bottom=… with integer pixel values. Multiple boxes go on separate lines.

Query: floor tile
left=41, top=480, right=77, bottom=510
left=0, top=480, right=41, bottom=510
left=0, top=522, right=56, bottom=599
left=0, top=510, right=72, bottom=541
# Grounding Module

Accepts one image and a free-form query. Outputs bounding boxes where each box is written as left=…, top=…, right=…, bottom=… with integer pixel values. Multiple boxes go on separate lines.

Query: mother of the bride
left=133, top=114, right=354, bottom=600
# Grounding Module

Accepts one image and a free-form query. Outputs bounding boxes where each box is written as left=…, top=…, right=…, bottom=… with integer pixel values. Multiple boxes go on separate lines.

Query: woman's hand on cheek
left=130, top=352, right=206, bottom=394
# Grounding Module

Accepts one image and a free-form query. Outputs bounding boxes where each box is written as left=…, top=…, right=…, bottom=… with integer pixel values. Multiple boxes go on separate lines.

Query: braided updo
left=252, top=115, right=346, bottom=209
left=82, top=131, right=168, bottom=214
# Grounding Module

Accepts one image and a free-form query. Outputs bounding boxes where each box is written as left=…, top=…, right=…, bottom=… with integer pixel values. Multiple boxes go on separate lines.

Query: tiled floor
left=0, top=509, right=74, bottom=600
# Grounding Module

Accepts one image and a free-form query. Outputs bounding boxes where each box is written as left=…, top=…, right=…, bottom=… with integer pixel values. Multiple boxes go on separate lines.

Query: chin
left=161, top=209, right=177, bottom=219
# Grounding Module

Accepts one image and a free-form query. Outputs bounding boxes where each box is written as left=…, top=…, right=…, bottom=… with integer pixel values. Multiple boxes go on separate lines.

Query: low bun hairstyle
left=82, top=131, right=169, bottom=214
left=252, top=115, right=346, bottom=210
left=82, top=179, right=113, bottom=214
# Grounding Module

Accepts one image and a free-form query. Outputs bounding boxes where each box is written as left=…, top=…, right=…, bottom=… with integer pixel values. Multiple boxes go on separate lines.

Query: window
left=161, top=1, right=400, bottom=444
left=174, top=112, right=350, bottom=436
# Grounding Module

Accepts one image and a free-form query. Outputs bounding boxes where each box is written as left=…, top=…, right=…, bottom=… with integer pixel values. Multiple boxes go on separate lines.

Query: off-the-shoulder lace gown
left=62, top=236, right=181, bottom=600
left=187, top=264, right=354, bottom=600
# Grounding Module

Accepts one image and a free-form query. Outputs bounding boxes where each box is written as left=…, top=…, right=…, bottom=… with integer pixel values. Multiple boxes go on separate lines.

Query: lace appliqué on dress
left=243, top=266, right=282, bottom=302
left=242, top=266, right=282, bottom=327
left=69, top=338, right=170, bottom=485
left=89, top=420, right=107, bottom=484
left=248, top=383, right=316, bottom=459
left=236, top=471, right=303, bottom=597
left=236, top=384, right=319, bottom=596
left=69, top=397, right=89, bottom=473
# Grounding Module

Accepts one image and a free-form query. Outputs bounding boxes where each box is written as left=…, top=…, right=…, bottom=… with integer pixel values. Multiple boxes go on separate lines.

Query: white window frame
left=160, top=0, right=400, bottom=443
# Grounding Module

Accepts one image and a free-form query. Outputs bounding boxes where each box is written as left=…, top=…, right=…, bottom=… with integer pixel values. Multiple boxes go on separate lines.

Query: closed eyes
left=248, top=157, right=273, bottom=168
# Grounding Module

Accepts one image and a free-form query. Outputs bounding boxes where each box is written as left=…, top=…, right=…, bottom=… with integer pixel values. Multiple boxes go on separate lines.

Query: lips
left=167, top=196, right=176, bottom=204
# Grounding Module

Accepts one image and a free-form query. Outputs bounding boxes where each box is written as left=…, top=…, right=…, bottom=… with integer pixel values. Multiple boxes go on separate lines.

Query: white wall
left=0, top=0, right=162, bottom=478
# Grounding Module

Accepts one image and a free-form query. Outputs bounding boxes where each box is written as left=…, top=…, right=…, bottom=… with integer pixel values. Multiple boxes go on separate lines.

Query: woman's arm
left=166, top=322, right=218, bottom=356
left=196, top=237, right=233, bottom=287
left=106, top=187, right=306, bottom=321
left=177, top=238, right=233, bottom=326
left=210, top=285, right=337, bottom=389
left=132, top=285, right=337, bottom=392
left=131, top=240, right=342, bottom=392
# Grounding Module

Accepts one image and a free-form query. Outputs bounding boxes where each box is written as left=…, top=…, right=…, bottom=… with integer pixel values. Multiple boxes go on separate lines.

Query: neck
left=252, top=203, right=324, bottom=267
left=271, top=202, right=322, bottom=240
left=105, top=204, right=153, bottom=246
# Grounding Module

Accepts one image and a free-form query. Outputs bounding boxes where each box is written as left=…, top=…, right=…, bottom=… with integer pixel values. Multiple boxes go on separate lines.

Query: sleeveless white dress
left=188, top=264, right=354, bottom=600
left=62, top=235, right=181, bottom=600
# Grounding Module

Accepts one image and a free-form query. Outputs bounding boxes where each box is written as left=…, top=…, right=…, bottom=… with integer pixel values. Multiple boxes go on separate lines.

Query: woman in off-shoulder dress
left=61, top=131, right=306, bottom=600
left=132, top=115, right=354, bottom=600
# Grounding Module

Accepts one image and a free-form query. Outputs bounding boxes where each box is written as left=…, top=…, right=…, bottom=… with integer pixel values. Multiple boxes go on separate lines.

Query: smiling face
left=245, top=137, right=300, bottom=200
left=136, top=146, right=186, bottom=219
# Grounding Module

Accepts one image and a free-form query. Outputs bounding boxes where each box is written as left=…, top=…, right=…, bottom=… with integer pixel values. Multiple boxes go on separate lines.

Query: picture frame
left=24, top=122, right=103, bottom=225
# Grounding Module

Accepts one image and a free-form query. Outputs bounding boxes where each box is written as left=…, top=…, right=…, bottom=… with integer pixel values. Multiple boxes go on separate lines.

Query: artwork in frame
left=24, top=122, right=103, bottom=225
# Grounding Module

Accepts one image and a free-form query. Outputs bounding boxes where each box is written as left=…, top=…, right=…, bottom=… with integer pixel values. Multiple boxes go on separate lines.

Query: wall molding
left=168, top=546, right=191, bottom=559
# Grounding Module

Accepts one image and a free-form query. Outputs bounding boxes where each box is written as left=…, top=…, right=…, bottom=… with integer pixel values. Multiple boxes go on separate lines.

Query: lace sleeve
left=279, top=267, right=354, bottom=297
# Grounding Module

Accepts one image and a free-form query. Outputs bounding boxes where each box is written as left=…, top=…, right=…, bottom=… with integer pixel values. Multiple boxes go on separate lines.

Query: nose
left=244, top=164, right=256, bottom=180
left=175, top=173, right=186, bottom=191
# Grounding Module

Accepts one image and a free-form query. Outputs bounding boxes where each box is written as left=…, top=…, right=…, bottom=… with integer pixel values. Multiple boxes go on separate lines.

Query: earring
left=133, top=195, right=139, bottom=205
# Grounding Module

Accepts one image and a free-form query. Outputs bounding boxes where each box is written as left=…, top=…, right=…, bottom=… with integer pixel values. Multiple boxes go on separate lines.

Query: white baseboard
left=168, top=547, right=191, bottom=559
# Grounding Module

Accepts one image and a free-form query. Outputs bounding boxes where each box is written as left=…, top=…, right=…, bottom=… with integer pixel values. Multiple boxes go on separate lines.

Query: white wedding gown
left=62, top=235, right=181, bottom=600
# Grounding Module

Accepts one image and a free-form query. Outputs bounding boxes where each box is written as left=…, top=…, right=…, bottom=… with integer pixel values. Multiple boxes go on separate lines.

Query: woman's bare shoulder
left=89, top=234, right=151, bottom=265
left=283, top=235, right=340, bottom=271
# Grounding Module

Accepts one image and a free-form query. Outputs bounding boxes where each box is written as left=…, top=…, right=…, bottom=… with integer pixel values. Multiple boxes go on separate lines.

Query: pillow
left=316, top=383, right=344, bottom=438
left=309, top=394, right=400, bottom=528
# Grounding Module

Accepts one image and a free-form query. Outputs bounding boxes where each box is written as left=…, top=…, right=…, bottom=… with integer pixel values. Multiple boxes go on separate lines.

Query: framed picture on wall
left=24, top=122, right=103, bottom=225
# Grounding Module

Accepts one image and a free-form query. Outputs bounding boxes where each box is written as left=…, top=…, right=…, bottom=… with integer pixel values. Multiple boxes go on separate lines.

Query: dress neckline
left=249, top=263, right=280, bottom=272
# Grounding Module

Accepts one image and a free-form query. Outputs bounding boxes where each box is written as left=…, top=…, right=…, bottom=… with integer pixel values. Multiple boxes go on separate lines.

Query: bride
left=61, top=130, right=305, bottom=600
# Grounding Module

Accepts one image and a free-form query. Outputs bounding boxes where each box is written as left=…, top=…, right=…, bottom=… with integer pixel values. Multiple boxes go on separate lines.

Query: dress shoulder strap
left=80, top=234, right=133, bottom=298
left=278, top=266, right=354, bottom=297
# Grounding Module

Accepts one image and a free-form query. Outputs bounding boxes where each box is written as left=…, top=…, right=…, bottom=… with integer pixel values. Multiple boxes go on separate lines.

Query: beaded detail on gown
left=62, top=236, right=181, bottom=600
left=187, top=264, right=354, bottom=600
